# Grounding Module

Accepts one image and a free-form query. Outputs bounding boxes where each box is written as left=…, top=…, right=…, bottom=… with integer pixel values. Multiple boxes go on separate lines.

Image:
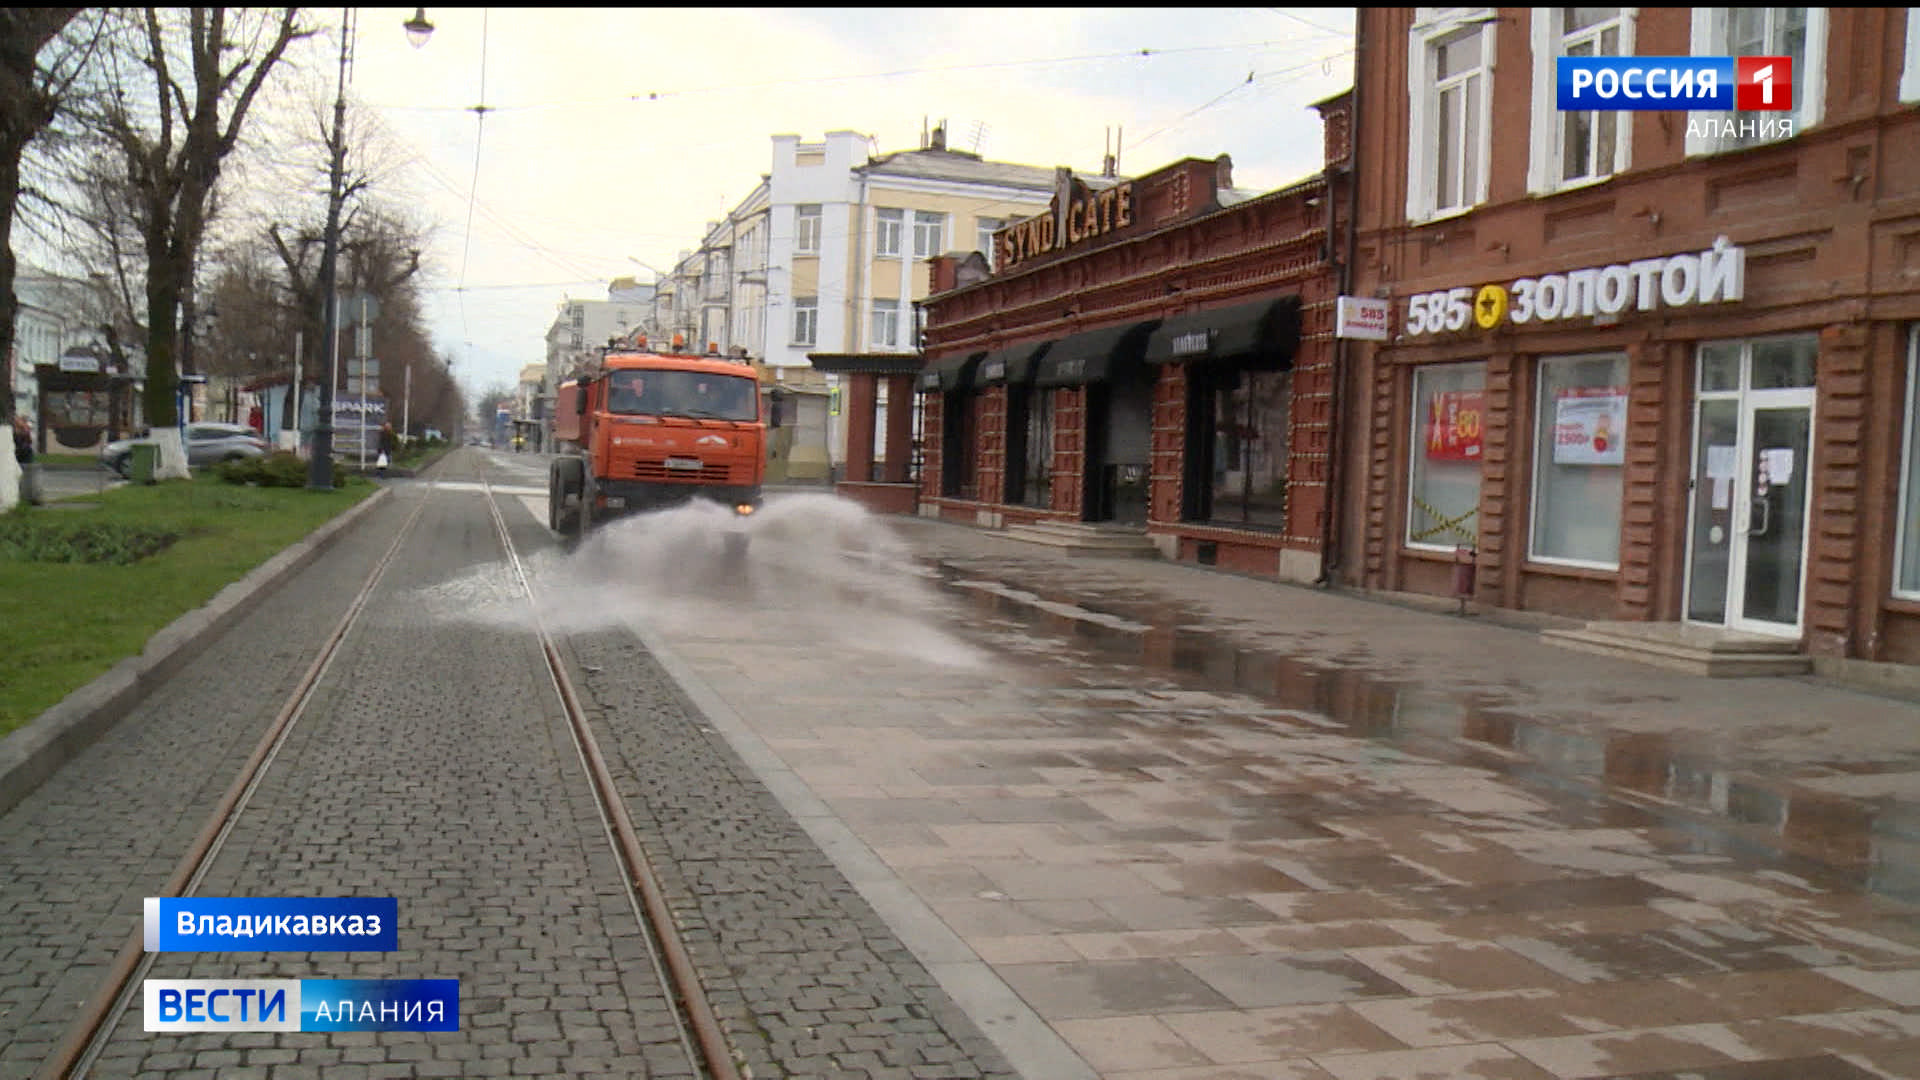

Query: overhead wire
left=1265, top=7, right=1353, bottom=38
left=367, top=35, right=1345, bottom=113
left=1128, top=45, right=1354, bottom=154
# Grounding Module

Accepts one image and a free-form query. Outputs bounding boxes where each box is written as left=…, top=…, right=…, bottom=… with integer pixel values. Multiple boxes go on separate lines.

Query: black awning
left=977, top=340, right=1055, bottom=385
left=1033, top=321, right=1160, bottom=389
left=916, top=351, right=986, bottom=393
left=1144, top=296, right=1302, bottom=370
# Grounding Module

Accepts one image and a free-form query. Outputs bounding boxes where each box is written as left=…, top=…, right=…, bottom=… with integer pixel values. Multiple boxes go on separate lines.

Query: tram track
left=36, top=451, right=740, bottom=1080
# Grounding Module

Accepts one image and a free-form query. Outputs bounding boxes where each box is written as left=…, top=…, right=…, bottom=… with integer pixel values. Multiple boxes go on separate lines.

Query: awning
left=977, top=340, right=1054, bottom=385
left=1144, top=296, right=1302, bottom=370
left=1033, top=321, right=1160, bottom=388
left=916, top=351, right=986, bottom=393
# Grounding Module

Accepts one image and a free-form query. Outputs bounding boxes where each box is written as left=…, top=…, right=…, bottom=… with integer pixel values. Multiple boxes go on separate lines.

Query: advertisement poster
left=331, top=394, right=387, bottom=456
left=1551, top=387, right=1628, bottom=466
left=1425, top=390, right=1485, bottom=461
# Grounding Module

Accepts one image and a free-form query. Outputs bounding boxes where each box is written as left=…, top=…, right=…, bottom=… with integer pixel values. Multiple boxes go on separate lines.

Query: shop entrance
left=1683, top=337, right=1816, bottom=638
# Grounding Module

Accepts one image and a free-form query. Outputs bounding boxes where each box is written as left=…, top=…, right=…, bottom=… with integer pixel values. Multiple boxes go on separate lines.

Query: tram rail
left=35, top=451, right=739, bottom=1080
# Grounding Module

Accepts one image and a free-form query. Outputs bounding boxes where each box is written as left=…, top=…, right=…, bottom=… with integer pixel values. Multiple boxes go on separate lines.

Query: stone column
left=844, top=373, right=878, bottom=484
left=882, top=374, right=915, bottom=483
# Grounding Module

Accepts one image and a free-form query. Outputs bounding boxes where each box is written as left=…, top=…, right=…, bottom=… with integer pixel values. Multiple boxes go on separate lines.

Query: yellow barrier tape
left=1410, top=494, right=1478, bottom=544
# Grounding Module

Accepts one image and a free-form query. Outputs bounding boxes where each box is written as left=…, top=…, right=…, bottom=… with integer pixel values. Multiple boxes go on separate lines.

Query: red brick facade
left=919, top=124, right=1351, bottom=578
left=1343, top=7, right=1920, bottom=662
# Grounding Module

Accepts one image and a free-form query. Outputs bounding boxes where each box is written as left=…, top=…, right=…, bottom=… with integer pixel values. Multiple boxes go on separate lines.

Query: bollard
left=1452, top=545, right=1477, bottom=615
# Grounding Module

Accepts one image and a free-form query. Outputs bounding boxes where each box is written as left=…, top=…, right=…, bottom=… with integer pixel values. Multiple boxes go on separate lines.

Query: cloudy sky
left=306, top=7, right=1355, bottom=397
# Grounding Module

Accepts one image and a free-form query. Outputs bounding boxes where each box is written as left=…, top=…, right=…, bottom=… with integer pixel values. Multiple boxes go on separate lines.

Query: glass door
left=1683, top=337, right=1817, bottom=637
left=1733, top=401, right=1812, bottom=632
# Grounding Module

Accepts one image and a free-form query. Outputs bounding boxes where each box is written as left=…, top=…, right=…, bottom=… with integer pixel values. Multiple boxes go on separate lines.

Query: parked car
left=101, top=422, right=271, bottom=477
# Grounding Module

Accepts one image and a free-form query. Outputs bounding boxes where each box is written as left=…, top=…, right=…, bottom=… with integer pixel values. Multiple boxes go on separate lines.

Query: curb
left=0, top=486, right=393, bottom=818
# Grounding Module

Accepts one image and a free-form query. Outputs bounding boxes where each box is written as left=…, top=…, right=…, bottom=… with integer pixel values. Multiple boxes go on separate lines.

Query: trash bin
left=129, top=443, right=158, bottom=484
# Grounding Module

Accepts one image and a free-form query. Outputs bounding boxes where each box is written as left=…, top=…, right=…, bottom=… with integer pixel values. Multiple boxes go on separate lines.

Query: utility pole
left=290, top=331, right=303, bottom=452
left=306, top=7, right=354, bottom=490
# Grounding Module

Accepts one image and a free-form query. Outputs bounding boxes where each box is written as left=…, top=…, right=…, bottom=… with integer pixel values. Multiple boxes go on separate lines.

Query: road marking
left=428, top=480, right=544, bottom=496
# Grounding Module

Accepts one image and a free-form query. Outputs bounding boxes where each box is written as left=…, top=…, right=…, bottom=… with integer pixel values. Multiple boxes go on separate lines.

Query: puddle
left=931, top=559, right=1920, bottom=904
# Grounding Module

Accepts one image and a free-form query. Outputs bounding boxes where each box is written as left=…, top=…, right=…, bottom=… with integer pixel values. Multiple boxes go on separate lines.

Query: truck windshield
left=606, top=370, right=758, bottom=421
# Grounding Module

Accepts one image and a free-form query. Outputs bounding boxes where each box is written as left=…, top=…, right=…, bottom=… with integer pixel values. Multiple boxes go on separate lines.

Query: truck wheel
left=574, top=475, right=595, bottom=539
left=551, top=459, right=583, bottom=536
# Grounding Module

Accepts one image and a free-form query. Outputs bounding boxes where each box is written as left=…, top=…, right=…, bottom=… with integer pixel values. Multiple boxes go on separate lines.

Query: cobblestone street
left=4, top=448, right=1920, bottom=1078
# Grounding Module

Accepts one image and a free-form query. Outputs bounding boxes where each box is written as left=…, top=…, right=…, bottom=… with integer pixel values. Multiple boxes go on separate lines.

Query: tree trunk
left=143, top=245, right=190, bottom=479
left=0, top=177, right=18, bottom=424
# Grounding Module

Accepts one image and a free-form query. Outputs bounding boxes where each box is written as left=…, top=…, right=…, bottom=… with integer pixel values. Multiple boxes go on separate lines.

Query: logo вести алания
left=1557, top=56, right=1792, bottom=111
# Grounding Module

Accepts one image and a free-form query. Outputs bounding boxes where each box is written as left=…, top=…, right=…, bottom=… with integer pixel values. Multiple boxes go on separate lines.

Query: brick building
left=914, top=98, right=1354, bottom=580
left=1340, top=8, right=1920, bottom=664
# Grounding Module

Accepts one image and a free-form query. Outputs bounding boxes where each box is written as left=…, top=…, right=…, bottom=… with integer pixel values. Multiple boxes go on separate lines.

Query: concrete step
left=1541, top=620, right=1812, bottom=677
left=1003, top=522, right=1159, bottom=558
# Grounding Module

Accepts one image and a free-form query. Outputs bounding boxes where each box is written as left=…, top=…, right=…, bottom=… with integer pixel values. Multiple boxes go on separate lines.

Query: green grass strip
left=0, top=473, right=376, bottom=736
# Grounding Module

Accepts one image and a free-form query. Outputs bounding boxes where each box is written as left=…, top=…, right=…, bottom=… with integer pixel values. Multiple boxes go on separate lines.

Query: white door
left=1683, top=337, right=1817, bottom=637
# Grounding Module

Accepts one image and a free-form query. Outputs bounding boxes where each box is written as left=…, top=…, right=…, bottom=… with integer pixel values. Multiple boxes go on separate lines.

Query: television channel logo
left=1557, top=56, right=1793, bottom=111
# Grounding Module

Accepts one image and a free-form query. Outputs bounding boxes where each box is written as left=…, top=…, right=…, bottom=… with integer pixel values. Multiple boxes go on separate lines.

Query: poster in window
left=1551, top=387, right=1627, bottom=465
left=1425, top=390, right=1484, bottom=461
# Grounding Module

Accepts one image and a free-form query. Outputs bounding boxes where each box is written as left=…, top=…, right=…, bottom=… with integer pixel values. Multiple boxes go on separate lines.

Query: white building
left=541, top=278, right=656, bottom=437
left=10, top=267, right=98, bottom=420
left=655, top=126, right=1058, bottom=477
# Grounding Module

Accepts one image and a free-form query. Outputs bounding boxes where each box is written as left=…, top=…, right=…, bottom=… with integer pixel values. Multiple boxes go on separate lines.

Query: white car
left=100, top=422, right=271, bottom=477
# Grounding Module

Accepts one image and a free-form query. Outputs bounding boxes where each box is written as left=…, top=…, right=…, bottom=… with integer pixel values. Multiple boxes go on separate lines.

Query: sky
left=286, top=7, right=1357, bottom=398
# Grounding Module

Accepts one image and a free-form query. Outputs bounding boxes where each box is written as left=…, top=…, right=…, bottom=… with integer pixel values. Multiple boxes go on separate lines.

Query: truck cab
left=548, top=341, right=768, bottom=537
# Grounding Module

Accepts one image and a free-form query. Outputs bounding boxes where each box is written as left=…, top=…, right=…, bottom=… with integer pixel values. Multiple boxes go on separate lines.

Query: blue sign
left=145, top=897, right=398, bottom=952
left=144, top=979, right=458, bottom=1032
left=1558, top=56, right=1735, bottom=110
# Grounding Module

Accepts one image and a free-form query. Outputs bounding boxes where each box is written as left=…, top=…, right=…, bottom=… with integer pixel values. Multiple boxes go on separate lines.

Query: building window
left=912, top=211, right=945, bottom=260
left=792, top=298, right=817, bottom=346
left=1529, top=8, right=1632, bottom=193
left=1187, top=367, right=1291, bottom=528
left=876, top=208, right=903, bottom=258
left=1530, top=354, right=1628, bottom=568
left=941, top=392, right=976, bottom=499
left=1407, top=361, right=1487, bottom=549
left=1904, top=7, right=1920, bottom=102
left=795, top=204, right=822, bottom=254
left=1408, top=11, right=1493, bottom=221
left=1898, top=328, right=1920, bottom=598
left=1005, top=385, right=1053, bottom=509
left=871, top=302, right=900, bottom=350
left=1687, top=8, right=1827, bottom=154
left=975, top=217, right=1004, bottom=267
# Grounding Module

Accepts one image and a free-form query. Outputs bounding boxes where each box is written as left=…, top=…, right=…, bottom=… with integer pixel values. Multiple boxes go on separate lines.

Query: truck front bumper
left=594, top=480, right=760, bottom=516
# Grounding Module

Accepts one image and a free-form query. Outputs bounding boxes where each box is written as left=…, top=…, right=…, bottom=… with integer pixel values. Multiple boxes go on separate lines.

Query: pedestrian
left=12, top=414, right=39, bottom=506
left=376, top=421, right=395, bottom=479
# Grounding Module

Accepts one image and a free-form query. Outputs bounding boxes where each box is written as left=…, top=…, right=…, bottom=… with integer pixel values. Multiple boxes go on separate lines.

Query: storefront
left=1347, top=233, right=1920, bottom=662
left=1030, top=321, right=1157, bottom=525
left=917, top=97, right=1353, bottom=578
left=1342, top=7, right=1920, bottom=665
left=32, top=353, right=139, bottom=453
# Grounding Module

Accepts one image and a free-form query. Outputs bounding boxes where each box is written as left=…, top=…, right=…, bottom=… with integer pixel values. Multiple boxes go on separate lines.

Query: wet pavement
left=588, top=492, right=1920, bottom=1079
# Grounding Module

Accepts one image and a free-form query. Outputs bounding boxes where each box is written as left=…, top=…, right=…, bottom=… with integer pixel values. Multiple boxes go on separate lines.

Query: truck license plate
left=664, top=457, right=703, bottom=471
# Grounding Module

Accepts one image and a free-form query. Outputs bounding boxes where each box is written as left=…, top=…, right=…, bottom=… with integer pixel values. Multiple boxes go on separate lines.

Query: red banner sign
left=1426, top=390, right=1485, bottom=461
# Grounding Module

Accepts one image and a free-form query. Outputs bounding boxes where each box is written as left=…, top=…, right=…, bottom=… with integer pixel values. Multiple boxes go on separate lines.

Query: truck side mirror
left=574, top=384, right=588, bottom=414
left=767, top=392, right=785, bottom=429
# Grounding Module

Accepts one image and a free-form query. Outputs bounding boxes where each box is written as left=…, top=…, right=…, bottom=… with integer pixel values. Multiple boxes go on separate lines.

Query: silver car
left=101, top=422, right=272, bottom=477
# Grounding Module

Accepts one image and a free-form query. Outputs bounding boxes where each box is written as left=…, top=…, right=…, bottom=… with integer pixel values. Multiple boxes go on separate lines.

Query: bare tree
left=85, top=7, right=311, bottom=478
left=0, top=8, right=86, bottom=424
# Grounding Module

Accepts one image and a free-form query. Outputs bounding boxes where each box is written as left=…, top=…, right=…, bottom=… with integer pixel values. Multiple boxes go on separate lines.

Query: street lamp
left=307, top=7, right=431, bottom=490
left=403, top=8, right=435, bottom=49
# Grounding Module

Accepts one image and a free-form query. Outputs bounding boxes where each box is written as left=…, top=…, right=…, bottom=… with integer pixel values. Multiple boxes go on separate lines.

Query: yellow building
left=654, top=125, right=1057, bottom=481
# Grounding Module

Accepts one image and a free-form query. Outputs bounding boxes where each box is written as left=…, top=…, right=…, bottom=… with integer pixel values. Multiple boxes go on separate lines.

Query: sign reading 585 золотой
left=1402, top=237, right=1746, bottom=338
